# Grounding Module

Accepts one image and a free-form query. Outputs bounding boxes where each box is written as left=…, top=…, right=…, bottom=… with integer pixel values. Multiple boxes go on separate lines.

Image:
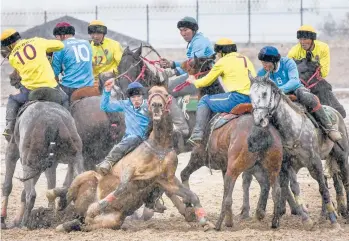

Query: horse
left=178, top=57, right=289, bottom=230
left=295, top=56, right=346, bottom=118
left=248, top=71, right=349, bottom=228
left=53, top=86, right=214, bottom=232
left=1, top=89, right=85, bottom=229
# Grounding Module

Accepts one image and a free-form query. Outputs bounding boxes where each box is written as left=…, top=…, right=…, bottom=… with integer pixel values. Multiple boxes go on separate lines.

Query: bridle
left=252, top=82, right=282, bottom=119
left=148, top=92, right=172, bottom=112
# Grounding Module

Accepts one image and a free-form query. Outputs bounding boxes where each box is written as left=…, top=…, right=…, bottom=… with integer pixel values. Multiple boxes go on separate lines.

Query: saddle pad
left=70, top=86, right=100, bottom=102
left=230, top=103, right=252, bottom=115
left=17, top=100, right=39, bottom=118
left=186, top=96, right=198, bottom=112
left=209, top=112, right=241, bottom=131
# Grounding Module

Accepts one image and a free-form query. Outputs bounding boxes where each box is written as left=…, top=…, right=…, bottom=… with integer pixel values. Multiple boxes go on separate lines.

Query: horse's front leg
left=1, top=142, right=20, bottom=229
left=240, top=171, right=253, bottom=219
left=157, top=177, right=214, bottom=230
left=180, top=147, right=205, bottom=189
left=86, top=168, right=134, bottom=221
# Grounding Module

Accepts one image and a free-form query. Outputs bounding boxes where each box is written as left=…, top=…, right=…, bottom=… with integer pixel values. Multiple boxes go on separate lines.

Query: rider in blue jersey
left=257, top=46, right=341, bottom=142
left=160, top=16, right=215, bottom=97
left=52, top=22, right=94, bottom=99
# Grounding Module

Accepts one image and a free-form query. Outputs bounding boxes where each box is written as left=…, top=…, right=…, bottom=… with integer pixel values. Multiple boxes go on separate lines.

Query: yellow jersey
left=194, top=52, right=256, bottom=95
left=287, top=40, right=330, bottom=78
left=9, top=37, right=64, bottom=90
left=91, top=37, right=123, bottom=78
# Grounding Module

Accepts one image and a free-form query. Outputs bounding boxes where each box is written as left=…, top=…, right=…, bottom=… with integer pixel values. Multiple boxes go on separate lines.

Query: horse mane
left=266, top=79, right=305, bottom=115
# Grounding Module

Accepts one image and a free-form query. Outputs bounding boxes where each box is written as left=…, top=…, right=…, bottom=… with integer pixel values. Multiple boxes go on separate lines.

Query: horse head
left=248, top=71, right=282, bottom=128
left=148, top=85, right=172, bottom=123
left=181, top=54, right=216, bottom=77
left=117, top=45, right=164, bottom=95
left=294, top=55, right=321, bottom=85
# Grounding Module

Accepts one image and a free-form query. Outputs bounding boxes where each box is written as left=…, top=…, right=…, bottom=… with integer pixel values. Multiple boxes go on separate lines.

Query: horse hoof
left=254, top=210, right=266, bottom=221
left=302, top=218, right=314, bottom=231
left=240, top=210, right=250, bottom=220
left=1, top=221, right=7, bottom=229
left=271, top=219, right=280, bottom=229
left=56, top=224, right=66, bottom=233
left=184, top=207, right=196, bottom=222
left=142, top=207, right=154, bottom=221
left=203, top=221, right=215, bottom=232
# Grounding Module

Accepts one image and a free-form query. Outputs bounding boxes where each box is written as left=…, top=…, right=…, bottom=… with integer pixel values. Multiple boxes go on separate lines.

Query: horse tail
left=248, top=125, right=274, bottom=153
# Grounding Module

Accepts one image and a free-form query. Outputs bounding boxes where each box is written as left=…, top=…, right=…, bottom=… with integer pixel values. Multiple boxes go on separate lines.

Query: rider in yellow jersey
left=88, top=20, right=123, bottom=82
left=288, top=25, right=330, bottom=78
left=1, top=29, right=66, bottom=139
left=186, top=38, right=255, bottom=146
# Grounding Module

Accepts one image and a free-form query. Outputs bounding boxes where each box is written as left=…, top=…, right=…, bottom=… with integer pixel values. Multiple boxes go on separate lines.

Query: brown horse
left=179, top=57, right=288, bottom=230
left=53, top=86, right=214, bottom=232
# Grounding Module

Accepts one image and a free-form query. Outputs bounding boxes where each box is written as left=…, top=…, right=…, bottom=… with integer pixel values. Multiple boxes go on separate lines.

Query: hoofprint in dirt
left=1, top=97, right=349, bottom=241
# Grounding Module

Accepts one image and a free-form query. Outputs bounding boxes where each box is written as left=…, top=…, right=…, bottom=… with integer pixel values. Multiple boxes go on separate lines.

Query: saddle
left=28, top=87, right=63, bottom=105
left=210, top=103, right=253, bottom=131
left=70, top=86, right=100, bottom=103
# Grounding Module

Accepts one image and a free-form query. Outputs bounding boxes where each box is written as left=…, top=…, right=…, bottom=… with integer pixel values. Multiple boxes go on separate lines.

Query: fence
left=2, top=0, right=349, bottom=47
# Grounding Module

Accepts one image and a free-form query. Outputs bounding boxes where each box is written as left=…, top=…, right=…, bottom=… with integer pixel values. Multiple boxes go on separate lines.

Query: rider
left=88, top=20, right=123, bottom=82
left=257, top=46, right=341, bottom=142
left=288, top=25, right=330, bottom=78
left=52, top=22, right=94, bottom=99
left=186, top=38, right=255, bottom=146
left=160, top=16, right=214, bottom=97
left=1, top=29, right=67, bottom=138
left=96, top=80, right=149, bottom=175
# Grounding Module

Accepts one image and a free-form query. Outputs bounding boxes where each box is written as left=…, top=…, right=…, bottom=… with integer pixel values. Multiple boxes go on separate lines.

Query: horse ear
left=134, top=44, right=142, bottom=57
left=248, top=70, right=255, bottom=83
left=263, top=71, right=270, bottom=82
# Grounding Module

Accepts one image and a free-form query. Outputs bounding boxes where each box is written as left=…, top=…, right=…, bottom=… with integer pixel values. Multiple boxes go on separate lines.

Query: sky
left=2, top=0, right=349, bottom=48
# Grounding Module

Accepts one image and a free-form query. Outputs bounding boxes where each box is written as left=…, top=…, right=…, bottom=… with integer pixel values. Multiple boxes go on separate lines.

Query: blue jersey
left=174, top=32, right=214, bottom=75
left=100, top=90, right=149, bottom=139
left=257, top=57, right=302, bottom=94
left=52, top=37, right=94, bottom=89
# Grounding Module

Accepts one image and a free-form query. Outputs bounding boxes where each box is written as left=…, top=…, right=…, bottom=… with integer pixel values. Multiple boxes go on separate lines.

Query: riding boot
left=3, top=98, right=20, bottom=141
left=96, top=146, right=125, bottom=175
left=187, top=105, right=211, bottom=146
left=312, top=106, right=342, bottom=142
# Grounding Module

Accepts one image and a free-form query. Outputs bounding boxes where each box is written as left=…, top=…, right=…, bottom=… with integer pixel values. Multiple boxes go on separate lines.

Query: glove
left=160, top=58, right=174, bottom=69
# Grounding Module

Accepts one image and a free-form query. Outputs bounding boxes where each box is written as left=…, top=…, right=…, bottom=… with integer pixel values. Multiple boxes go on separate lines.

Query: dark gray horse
left=295, top=57, right=346, bottom=118
left=249, top=72, right=349, bottom=228
left=1, top=98, right=84, bottom=229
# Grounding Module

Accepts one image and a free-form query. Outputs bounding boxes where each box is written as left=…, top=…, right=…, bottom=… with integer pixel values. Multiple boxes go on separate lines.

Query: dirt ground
left=1, top=44, right=349, bottom=240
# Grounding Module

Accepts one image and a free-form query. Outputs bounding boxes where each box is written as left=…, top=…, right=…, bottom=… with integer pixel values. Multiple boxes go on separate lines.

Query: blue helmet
left=258, top=46, right=281, bottom=63
left=126, top=82, right=145, bottom=98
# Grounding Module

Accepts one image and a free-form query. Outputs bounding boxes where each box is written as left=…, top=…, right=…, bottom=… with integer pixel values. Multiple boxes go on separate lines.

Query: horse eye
left=262, top=92, right=267, bottom=98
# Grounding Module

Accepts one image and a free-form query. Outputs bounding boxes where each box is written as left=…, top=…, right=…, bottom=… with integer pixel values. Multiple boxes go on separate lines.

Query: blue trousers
left=198, top=92, right=251, bottom=113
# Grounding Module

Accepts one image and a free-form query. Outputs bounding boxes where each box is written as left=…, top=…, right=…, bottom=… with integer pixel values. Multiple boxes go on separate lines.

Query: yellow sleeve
left=194, top=60, right=223, bottom=88
left=287, top=45, right=298, bottom=59
left=320, top=44, right=330, bottom=78
left=113, top=42, right=123, bottom=70
left=44, top=39, right=64, bottom=53
left=246, top=57, right=256, bottom=76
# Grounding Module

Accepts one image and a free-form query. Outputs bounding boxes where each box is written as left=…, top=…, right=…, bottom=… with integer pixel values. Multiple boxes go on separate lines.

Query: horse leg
left=270, top=175, right=281, bottom=229
left=334, top=150, right=349, bottom=219
left=307, top=157, right=339, bottom=228
left=44, top=162, right=58, bottom=210
left=12, top=190, right=26, bottom=227
left=21, top=174, right=41, bottom=228
left=72, top=152, right=85, bottom=179
left=157, top=177, right=213, bottom=230
left=332, top=173, right=347, bottom=217
left=252, top=165, right=270, bottom=221
left=1, top=142, right=19, bottom=229
left=288, top=167, right=307, bottom=214
left=240, top=171, right=253, bottom=219
left=180, top=149, right=204, bottom=189
left=84, top=209, right=125, bottom=231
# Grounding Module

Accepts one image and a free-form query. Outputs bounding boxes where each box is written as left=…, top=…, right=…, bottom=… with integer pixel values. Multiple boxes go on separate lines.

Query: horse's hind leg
left=44, top=162, right=58, bottom=209
left=240, top=171, right=253, bottom=219
left=21, top=175, right=41, bottom=228
left=83, top=211, right=125, bottom=231
left=307, top=157, right=339, bottom=227
left=1, top=142, right=19, bottom=229
left=332, top=174, right=347, bottom=217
